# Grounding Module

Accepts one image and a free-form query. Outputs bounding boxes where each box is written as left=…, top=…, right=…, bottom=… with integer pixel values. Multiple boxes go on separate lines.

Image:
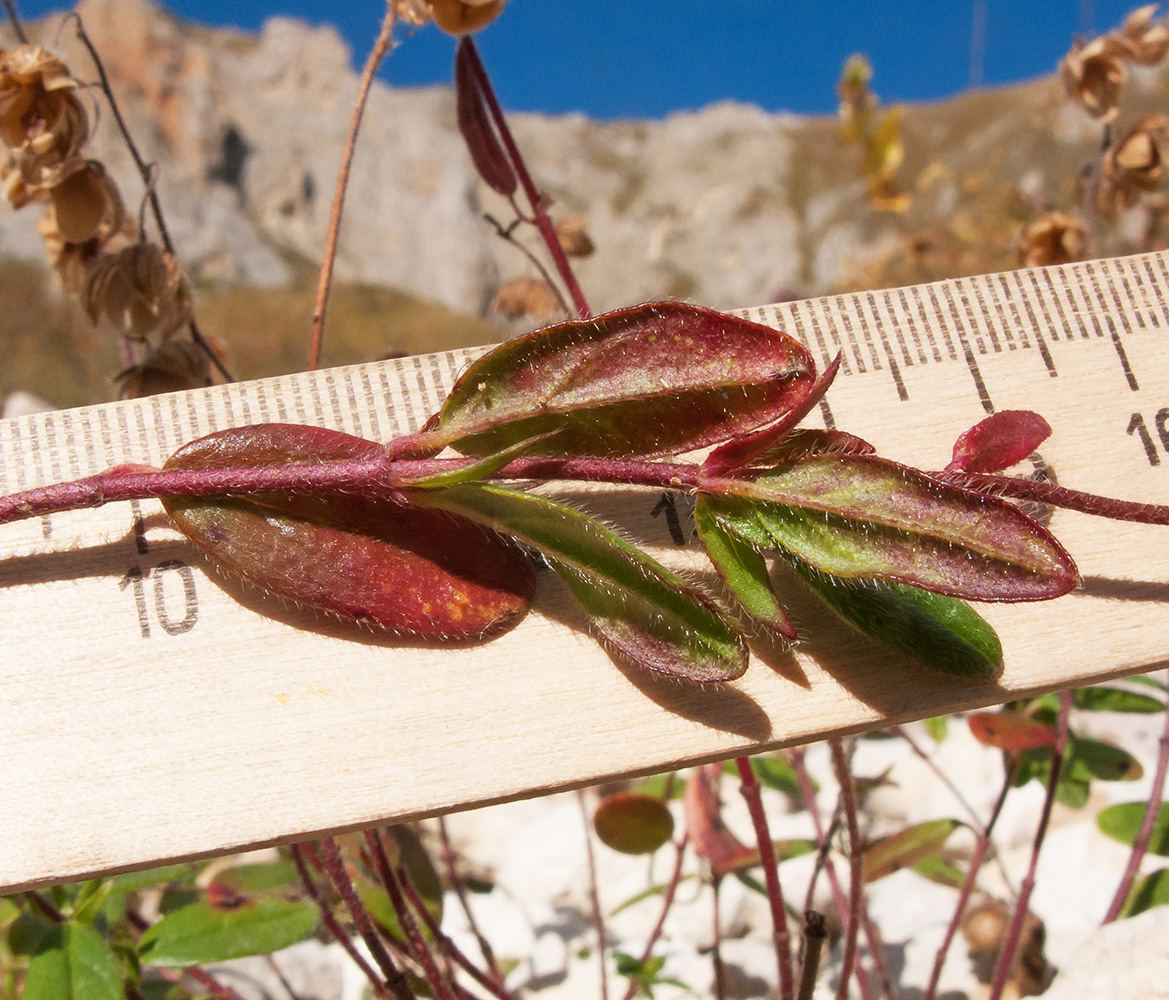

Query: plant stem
left=734, top=757, right=795, bottom=1000
left=986, top=689, right=1072, bottom=1000
left=437, top=816, right=506, bottom=986
left=291, top=842, right=387, bottom=993
left=711, top=873, right=726, bottom=1000
left=577, top=789, right=610, bottom=1000
left=923, top=760, right=1016, bottom=1000
left=366, top=829, right=456, bottom=1000
left=939, top=470, right=1169, bottom=525
left=797, top=911, right=828, bottom=1000
left=829, top=739, right=863, bottom=1000
left=309, top=7, right=396, bottom=371
left=619, top=835, right=689, bottom=1000
left=461, top=38, right=591, bottom=319
left=2, top=0, right=28, bottom=43
left=316, top=836, right=415, bottom=1000
left=1103, top=668, right=1169, bottom=922
left=397, top=871, right=520, bottom=1000
left=70, top=15, right=232, bottom=383
left=22, top=891, right=63, bottom=922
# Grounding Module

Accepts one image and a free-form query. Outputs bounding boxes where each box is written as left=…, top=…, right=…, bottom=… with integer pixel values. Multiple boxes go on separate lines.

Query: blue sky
left=14, top=1, right=1147, bottom=118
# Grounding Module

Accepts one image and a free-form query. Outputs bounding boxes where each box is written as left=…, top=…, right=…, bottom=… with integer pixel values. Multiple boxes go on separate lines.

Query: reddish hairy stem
left=829, top=740, right=863, bottom=1000
left=986, top=689, right=1072, bottom=1000
left=462, top=38, right=591, bottom=319
left=365, top=830, right=457, bottom=1000
left=396, top=871, right=520, bottom=1000
left=290, top=843, right=388, bottom=994
left=0, top=455, right=699, bottom=526
left=939, top=470, right=1169, bottom=525
left=316, top=836, right=414, bottom=1000
left=1103, top=668, right=1169, bottom=922
left=924, top=760, right=1016, bottom=1000
left=734, top=757, right=795, bottom=1000
left=309, top=8, right=396, bottom=370
left=618, top=836, right=690, bottom=1000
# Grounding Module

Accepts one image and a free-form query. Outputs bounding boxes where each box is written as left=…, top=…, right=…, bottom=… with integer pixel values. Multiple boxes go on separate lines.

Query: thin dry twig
left=69, top=14, right=232, bottom=382
left=1, top=0, right=29, bottom=43
left=797, top=911, right=827, bottom=1000
left=309, top=6, right=396, bottom=370
left=830, top=739, right=864, bottom=1000
left=438, top=815, right=507, bottom=986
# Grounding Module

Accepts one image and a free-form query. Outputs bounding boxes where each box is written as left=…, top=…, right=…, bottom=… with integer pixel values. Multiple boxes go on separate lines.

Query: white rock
left=1041, top=905, right=1169, bottom=1000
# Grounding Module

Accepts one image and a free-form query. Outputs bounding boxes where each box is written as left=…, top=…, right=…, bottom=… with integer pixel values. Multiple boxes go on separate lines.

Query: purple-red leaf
left=703, top=352, right=841, bottom=475
left=425, top=302, right=816, bottom=459
left=162, top=425, right=534, bottom=639
left=708, top=454, right=1078, bottom=601
left=454, top=39, right=516, bottom=196
left=683, top=764, right=756, bottom=875
left=948, top=410, right=1052, bottom=473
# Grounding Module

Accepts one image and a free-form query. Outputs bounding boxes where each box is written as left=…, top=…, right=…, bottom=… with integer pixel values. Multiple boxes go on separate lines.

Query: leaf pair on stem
left=116, top=300, right=1090, bottom=684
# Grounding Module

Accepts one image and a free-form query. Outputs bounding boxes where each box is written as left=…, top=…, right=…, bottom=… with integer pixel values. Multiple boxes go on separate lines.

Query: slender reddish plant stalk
left=309, top=7, right=397, bottom=370
left=315, top=836, right=414, bottom=1000
left=1103, top=668, right=1169, bottom=922
left=711, top=873, right=726, bottom=1000
left=291, top=842, right=388, bottom=994
left=829, top=739, right=864, bottom=1000
left=438, top=816, right=507, bottom=987
left=577, top=789, right=611, bottom=1000
left=735, top=756, right=795, bottom=1000
left=791, top=748, right=875, bottom=1000
left=461, top=38, right=591, bottom=319
left=366, top=829, right=457, bottom=1000
left=397, top=871, right=520, bottom=1000
left=986, top=688, right=1073, bottom=1000
left=797, top=911, right=828, bottom=1000
left=618, top=835, right=690, bottom=1000
left=924, top=761, right=1016, bottom=1000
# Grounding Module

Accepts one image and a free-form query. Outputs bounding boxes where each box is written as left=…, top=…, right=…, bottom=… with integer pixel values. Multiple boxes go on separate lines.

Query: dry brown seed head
left=554, top=215, right=595, bottom=258
left=1060, top=35, right=1127, bottom=121
left=428, top=0, right=506, bottom=35
left=1115, top=4, right=1169, bottom=64
left=390, top=0, right=433, bottom=25
left=0, top=47, right=86, bottom=155
left=1017, top=210, right=1085, bottom=268
left=50, top=160, right=124, bottom=243
left=116, top=338, right=213, bottom=399
left=1097, top=112, right=1169, bottom=217
left=491, top=275, right=561, bottom=321
left=83, top=243, right=193, bottom=341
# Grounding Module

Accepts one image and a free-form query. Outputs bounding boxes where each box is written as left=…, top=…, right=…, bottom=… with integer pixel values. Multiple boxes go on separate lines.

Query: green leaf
left=137, top=896, right=317, bottom=967
left=694, top=498, right=795, bottom=638
left=1065, top=736, right=1143, bottom=783
left=427, top=302, right=815, bottom=459
left=722, top=755, right=805, bottom=798
left=705, top=454, right=1077, bottom=600
left=1098, top=802, right=1169, bottom=855
left=912, top=854, right=966, bottom=889
left=1054, top=776, right=1090, bottom=809
left=107, top=864, right=198, bottom=894
left=424, top=484, right=747, bottom=682
left=21, top=922, right=121, bottom=1000
left=6, top=909, right=57, bottom=956
left=862, top=819, right=961, bottom=882
left=164, top=424, right=535, bottom=640
left=1122, top=868, right=1169, bottom=918
left=70, top=880, right=113, bottom=925
left=356, top=827, right=443, bottom=942
left=395, top=431, right=559, bottom=488
left=633, top=772, right=686, bottom=800
left=1073, top=686, right=1165, bottom=713
left=214, top=859, right=301, bottom=894
left=923, top=715, right=948, bottom=742
left=594, top=793, right=675, bottom=855
left=788, top=559, right=1003, bottom=677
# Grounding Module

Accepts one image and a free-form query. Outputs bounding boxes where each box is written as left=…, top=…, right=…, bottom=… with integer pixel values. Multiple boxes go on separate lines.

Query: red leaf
left=683, top=764, right=754, bottom=874
left=948, top=411, right=1051, bottom=473
left=427, top=302, right=816, bottom=459
left=162, top=425, right=535, bottom=639
left=454, top=39, right=516, bottom=196
left=968, top=710, right=1057, bottom=751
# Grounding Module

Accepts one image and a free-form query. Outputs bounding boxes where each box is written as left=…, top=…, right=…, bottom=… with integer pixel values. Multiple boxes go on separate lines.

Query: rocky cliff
left=0, top=0, right=1146, bottom=320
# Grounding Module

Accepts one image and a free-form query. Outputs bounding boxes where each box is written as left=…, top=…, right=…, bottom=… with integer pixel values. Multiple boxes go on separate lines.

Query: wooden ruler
left=2, top=252, right=1168, bottom=892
